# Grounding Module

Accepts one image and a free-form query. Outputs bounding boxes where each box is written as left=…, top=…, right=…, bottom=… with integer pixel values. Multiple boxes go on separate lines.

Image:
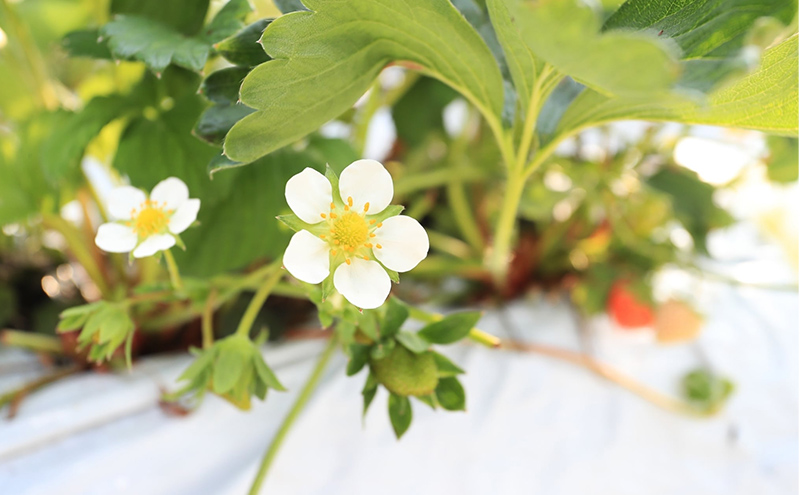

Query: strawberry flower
left=95, top=177, right=200, bottom=258
left=281, top=160, right=429, bottom=309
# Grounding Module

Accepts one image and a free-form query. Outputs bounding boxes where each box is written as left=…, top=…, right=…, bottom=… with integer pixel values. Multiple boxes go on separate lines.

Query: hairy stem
left=0, top=330, right=63, bottom=354
left=162, top=249, right=184, bottom=292
left=248, top=335, right=339, bottom=494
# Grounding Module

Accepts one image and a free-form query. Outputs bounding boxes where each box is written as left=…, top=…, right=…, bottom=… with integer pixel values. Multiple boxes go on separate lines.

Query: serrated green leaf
left=60, top=301, right=105, bottom=319
left=194, top=103, right=255, bottom=146
left=394, top=331, right=429, bottom=354
left=418, top=311, right=482, bottom=345
left=252, top=351, right=287, bottom=391
left=224, top=0, right=504, bottom=163
left=62, top=29, right=112, bottom=59
left=178, top=347, right=216, bottom=382
left=497, top=0, right=679, bottom=97
left=78, top=305, right=118, bottom=345
left=200, top=67, right=251, bottom=105
left=553, top=35, right=799, bottom=140
left=432, top=351, right=465, bottom=377
left=203, top=0, right=254, bottom=44
left=347, top=344, right=371, bottom=376
left=388, top=393, right=413, bottom=439
left=57, top=313, right=89, bottom=332
left=215, top=19, right=273, bottom=67
left=381, top=298, right=409, bottom=338
left=435, top=376, right=466, bottom=411
left=103, top=16, right=211, bottom=72
left=603, top=0, right=796, bottom=91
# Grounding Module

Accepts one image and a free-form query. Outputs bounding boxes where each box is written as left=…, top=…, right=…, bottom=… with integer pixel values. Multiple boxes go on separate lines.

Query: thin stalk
left=500, top=339, right=718, bottom=417
left=235, top=262, right=284, bottom=338
left=42, top=213, right=112, bottom=299
left=353, top=80, right=383, bottom=156
left=446, top=107, right=485, bottom=254
left=0, top=330, right=63, bottom=354
left=162, top=249, right=184, bottom=292
left=248, top=335, right=339, bottom=494
left=394, top=165, right=486, bottom=196
left=202, top=289, right=216, bottom=349
left=0, top=365, right=81, bottom=418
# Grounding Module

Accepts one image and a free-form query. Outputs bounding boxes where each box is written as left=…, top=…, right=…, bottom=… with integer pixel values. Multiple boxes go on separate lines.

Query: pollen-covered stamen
left=330, top=211, right=369, bottom=252
left=128, top=199, right=171, bottom=237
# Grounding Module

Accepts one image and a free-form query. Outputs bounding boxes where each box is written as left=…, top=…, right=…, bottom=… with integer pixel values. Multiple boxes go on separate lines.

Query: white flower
left=94, top=177, right=200, bottom=258
left=282, top=159, right=429, bottom=309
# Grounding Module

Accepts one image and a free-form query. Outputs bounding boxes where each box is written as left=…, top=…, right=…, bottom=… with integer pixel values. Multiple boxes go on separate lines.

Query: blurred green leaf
left=381, top=297, right=409, bottom=339
left=765, top=136, right=799, bottom=183
left=432, top=351, right=465, bottom=377
left=193, top=103, right=255, bottom=146
left=62, top=29, right=112, bottom=59
left=388, top=393, right=413, bottom=439
left=395, top=331, right=430, bottom=354
left=362, top=372, right=379, bottom=417
left=111, top=0, right=210, bottom=36
left=418, top=311, right=481, bottom=345
left=347, top=344, right=371, bottom=376
left=202, top=0, right=253, bottom=44
left=200, top=67, right=251, bottom=105
left=435, top=376, right=466, bottom=411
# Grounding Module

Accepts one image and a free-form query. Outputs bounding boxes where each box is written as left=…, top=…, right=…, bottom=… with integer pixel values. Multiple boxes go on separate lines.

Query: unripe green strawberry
left=371, top=346, right=438, bottom=397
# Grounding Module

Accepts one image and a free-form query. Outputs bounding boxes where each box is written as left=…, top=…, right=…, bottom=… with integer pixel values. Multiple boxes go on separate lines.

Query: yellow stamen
left=362, top=255, right=369, bottom=260
left=319, top=234, right=326, bottom=239
left=334, top=240, right=340, bottom=245
left=129, top=199, right=170, bottom=237
left=376, top=244, right=382, bottom=249
left=364, top=243, right=372, bottom=248
left=320, top=213, right=327, bottom=219
left=330, top=202, right=335, bottom=210
left=344, top=205, right=350, bottom=211
left=330, top=213, right=337, bottom=219
left=364, top=202, right=370, bottom=212
left=369, top=219, right=376, bottom=225
left=347, top=196, right=353, bottom=207
left=345, top=258, right=351, bottom=265
left=377, top=222, right=382, bottom=228
left=331, top=249, right=337, bottom=256
left=369, top=233, right=376, bottom=238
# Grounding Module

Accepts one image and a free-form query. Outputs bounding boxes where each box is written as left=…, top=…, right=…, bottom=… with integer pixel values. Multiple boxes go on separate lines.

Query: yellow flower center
left=319, top=197, right=383, bottom=265
left=129, top=200, right=170, bottom=237
left=332, top=212, right=369, bottom=250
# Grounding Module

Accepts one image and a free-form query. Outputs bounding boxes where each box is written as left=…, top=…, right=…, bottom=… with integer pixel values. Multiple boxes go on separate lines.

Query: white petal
left=107, top=186, right=146, bottom=220
left=338, top=159, right=393, bottom=214
left=373, top=215, right=429, bottom=272
left=168, top=198, right=200, bottom=234
left=132, top=234, right=176, bottom=258
left=333, top=258, right=391, bottom=309
left=95, top=223, right=137, bottom=253
left=150, top=177, right=189, bottom=210
left=283, top=230, right=330, bottom=284
left=285, top=168, right=332, bottom=224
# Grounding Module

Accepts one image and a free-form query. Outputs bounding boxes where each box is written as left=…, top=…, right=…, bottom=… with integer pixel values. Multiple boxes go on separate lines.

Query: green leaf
left=178, top=346, right=216, bottom=382
left=418, top=311, right=482, bottom=345
left=111, top=0, right=210, bottom=36
left=414, top=393, right=437, bottom=410
left=224, top=0, right=504, bottom=163
left=432, top=351, right=465, bottom=377
left=212, top=338, right=248, bottom=394
left=274, top=0, right=307, bottom=13
left=683, top=369, right=735, bottom=407
left=102, top=16, right=211, bottom=72
left=200, top=67, right=251, bottom=105
left=394, top=331, right=430, bottom=354
left=194, top=103, right=255, bottom=146
left=388, top=393, right=413, bottom=439
left=215, top=19, right=273, bottom=67
left=203, top=0, right=254, bottom=44
left=603, top=0, right=796, bottom=91
left=42, top=96, right=133, bottom=183
left=553, top=35, right=799, bottom=139
left=435, top=377, right=466, bottom=411
left=496, top=0, right=679, bottom=97
left=381, top=297, right=409, bottom=338
left=347, top=344, right=371, bottom=376
left=361, top=372, right=378, bottom=417
left=252, top=351, right=287, bottom=391
left=62, top=29, right=112, bottom=59
left=765, top=136, right=799, bottom=183
left=392, top=77, right=458, bottom=146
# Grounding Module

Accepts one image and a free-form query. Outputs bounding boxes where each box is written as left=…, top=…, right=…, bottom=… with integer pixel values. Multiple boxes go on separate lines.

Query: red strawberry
left=607, top=281, right=655, bottom=329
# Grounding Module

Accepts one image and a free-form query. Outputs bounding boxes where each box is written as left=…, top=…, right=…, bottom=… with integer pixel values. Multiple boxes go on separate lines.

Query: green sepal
left=381, top=297, right=409, bottom=338
left=395, top=331, right=430, bottom=354
left=362, top=372, right=379, bottom=418
left=388, top=393, right=413, bottom=439
left=418, top=311, right=482, bottom=345
left=346, top=344, right=371, bottom=376
left=432, top=351, right=465, bottom=377
left=435, top=376, right=466, bottom=411
left=277, top=213, right=316, bottom=233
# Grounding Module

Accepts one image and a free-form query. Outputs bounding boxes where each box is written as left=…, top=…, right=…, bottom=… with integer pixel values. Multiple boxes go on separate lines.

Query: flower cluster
left=282, top=159, right=429, bottom=309
left=95, top=177, right=200, bottom=258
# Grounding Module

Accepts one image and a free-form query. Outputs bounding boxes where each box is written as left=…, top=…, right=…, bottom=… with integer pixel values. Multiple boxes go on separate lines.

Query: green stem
left=42, top=213, right=112, bottom=299
left=0, top=330, right=63, bottom=354
left=394, top=165, right=486, bottom=196
left=487, top=171, right=527, bottom=283
left=248, top=335, right=339, bottom=494
left=163, top=249, right=183, bottom=292
left=353, top=80, right=383, bottom=156
left=446, top=107, right=485, bottom=255
left=202, top=289, right=216, bottom=349
left=0, top=365, right=81, bottom=417
left=235, top=262, right=284, bottom=338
